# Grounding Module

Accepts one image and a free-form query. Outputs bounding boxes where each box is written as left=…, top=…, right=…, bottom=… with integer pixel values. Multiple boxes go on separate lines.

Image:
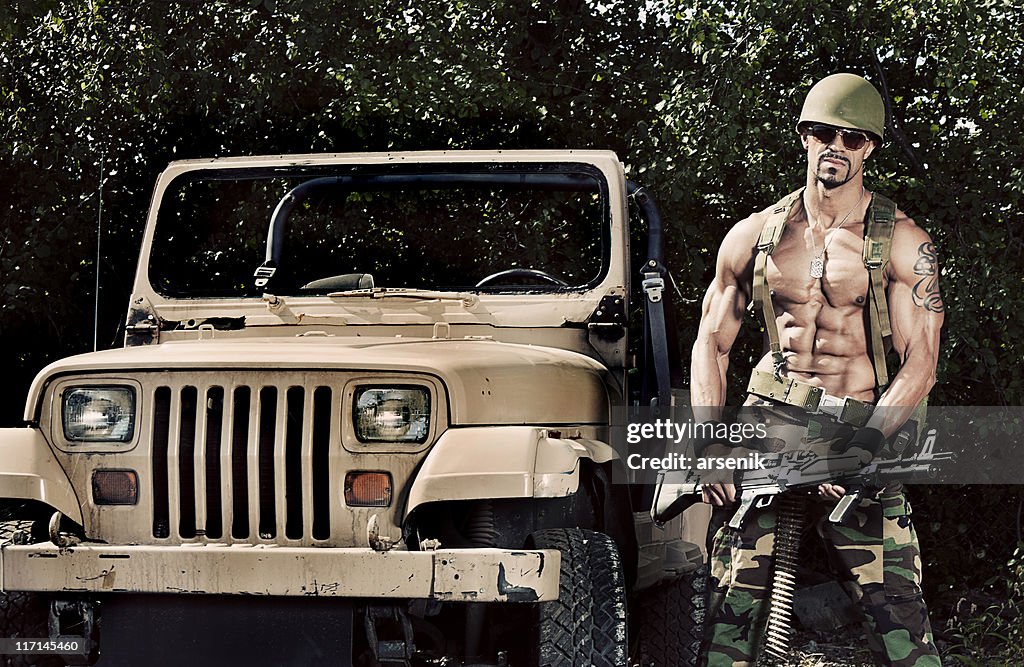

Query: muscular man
left=692, top=74, right=943, bottom=666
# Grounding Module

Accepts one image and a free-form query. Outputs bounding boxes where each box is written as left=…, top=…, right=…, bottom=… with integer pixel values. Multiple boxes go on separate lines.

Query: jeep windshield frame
left=147, top=162, right=611, bottom=299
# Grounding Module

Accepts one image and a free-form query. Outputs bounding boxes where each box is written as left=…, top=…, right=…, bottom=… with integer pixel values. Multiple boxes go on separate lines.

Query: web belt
left=746, top=369, right=873, bottom=427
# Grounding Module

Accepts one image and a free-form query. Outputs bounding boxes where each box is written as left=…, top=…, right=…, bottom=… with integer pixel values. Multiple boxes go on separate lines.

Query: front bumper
left=1, top=543, right=559, bottom=602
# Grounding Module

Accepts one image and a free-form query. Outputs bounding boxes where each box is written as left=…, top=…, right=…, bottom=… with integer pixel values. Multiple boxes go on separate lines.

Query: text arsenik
left=625, top=452, right=769, bottom=471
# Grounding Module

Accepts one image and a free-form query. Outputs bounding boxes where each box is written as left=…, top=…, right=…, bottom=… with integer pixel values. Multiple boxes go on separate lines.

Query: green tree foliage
left=0, top=0, right=1021, bottom=624
left=2, top=1, right=1021, bottom=412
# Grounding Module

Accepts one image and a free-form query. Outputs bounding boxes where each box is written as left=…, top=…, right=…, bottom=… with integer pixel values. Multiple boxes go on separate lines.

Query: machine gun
left=651, top=428, right=954, bottom=528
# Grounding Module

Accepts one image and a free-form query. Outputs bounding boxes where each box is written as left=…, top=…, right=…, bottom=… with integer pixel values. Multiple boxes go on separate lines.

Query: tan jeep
left=0, top=151, right=707, bottom=666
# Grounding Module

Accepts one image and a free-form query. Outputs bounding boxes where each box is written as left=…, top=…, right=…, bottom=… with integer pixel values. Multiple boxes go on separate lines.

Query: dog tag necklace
left=806, top=187, right=866, bottom=279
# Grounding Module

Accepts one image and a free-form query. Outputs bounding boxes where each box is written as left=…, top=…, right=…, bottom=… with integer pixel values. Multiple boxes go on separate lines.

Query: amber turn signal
left=344, top=471, right=392, bottom=507
left=93, top=469, right=139, bottom=505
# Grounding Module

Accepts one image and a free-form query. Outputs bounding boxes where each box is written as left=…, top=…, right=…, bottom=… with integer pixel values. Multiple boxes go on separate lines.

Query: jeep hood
left=26, top=338, right=611, bottom=426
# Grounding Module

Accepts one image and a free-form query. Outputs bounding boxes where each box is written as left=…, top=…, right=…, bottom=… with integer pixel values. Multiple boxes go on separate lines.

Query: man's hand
left=698, top=441, right=740, bottom=506
left=831, top=427, right=884, bottom=464
left=702, top=482, right=737, bottom=506
left=818, top=427, right=883, bottom=500
left=818, top=483, right=846, bottom=500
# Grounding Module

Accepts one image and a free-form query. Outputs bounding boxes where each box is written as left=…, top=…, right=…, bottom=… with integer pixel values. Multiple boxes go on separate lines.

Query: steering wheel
left=474, top=268, right=570, bottom=288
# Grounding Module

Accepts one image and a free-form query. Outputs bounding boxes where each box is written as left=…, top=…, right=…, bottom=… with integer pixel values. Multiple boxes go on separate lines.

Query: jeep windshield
left=149, top=163, right=609, bottom=298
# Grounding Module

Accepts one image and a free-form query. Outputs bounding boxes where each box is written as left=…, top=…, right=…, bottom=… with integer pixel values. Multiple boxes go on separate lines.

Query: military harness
left=746, top=187, right=898, bottom=428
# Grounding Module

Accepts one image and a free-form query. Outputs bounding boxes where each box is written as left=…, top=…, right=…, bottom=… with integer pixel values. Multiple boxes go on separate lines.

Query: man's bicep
left=887, top=226, right=944, bottom=358
left=700, top=215, right=760, bottom=337
left=699, top=222, right=757, bottom=352
left=691, top=273, right=748, bottom=412
left=691, top=215, right=759, bottom=412
left=906, top=238, right=944, bottom=314
left=698, top=276, right=747, bottom=354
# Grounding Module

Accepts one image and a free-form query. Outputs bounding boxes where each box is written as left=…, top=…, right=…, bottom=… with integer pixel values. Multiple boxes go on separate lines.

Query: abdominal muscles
left=755, top=283, right=878, bottom=401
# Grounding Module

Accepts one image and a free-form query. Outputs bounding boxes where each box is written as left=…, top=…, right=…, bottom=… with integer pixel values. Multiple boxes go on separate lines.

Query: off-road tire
left=635, top=564, right=708, bottom=667
left=0, top=521, right=59, bottom=667
left=530, top=528, right=628, bottom=667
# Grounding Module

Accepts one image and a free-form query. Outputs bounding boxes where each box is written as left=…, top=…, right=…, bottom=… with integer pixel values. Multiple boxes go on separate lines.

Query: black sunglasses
left=806, top=124, right=872, bottom=150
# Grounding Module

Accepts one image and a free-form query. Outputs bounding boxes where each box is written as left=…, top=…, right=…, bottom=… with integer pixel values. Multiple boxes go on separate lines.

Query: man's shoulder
left=868, top=194, right=930, bottom=247
left=734, top=208, right=773, bottom=236
left=719, top=191, right=800, bottom=257
left=719, top=209, right=771, bottom=260
left=727, top=194, right=801, bottom=242
left=890, top=208, right=930, bottom=247
left=871, top=194, right=919, bottom=233
left=884, top=205, right=937, bottom=277
left=715, top=196, right=802, bottom=280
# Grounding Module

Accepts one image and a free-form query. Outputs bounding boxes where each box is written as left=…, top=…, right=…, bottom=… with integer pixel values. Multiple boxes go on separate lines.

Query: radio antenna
left=93, top=155, right=105, bottom=352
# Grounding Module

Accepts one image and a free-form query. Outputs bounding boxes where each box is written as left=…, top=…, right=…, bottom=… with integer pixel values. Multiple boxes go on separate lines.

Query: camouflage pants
left=703, top=400, right=941, bottom=667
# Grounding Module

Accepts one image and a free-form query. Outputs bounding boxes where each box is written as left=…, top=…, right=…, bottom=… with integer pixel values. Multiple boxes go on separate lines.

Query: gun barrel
left=873, top=463, right=942, bottom=483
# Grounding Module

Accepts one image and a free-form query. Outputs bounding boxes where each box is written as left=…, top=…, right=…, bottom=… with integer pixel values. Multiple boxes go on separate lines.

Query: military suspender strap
left=747, top=188, right=898, bottom=417
left=752, top=188, right=804, bottom=379
left=863, top=193, right=897, bottom=390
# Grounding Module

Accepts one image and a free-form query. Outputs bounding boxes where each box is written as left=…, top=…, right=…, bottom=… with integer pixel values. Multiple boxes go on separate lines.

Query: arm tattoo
left=912, top=242, right=944, bottom=312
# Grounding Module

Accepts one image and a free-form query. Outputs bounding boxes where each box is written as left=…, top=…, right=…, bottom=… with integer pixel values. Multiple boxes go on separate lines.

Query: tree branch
left=871, top=51, right=926, bottom=177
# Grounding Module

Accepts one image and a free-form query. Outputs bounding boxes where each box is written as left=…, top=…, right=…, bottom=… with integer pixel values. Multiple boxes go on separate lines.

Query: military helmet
left=797, top=73, right=886, bottom=141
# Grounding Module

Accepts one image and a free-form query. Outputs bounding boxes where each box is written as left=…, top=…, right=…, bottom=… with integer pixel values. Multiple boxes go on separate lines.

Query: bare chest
left=764, top=220, right=870, bottom=309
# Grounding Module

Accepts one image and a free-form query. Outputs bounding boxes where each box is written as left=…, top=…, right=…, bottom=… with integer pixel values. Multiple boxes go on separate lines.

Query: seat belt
left=643, top=267, right=672, bottom=414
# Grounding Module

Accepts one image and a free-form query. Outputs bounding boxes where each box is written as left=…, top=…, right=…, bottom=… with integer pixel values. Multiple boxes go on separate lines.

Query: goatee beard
left=817, top=173, right=849, bottom=189
left=816, top=152, right=853, bottom=189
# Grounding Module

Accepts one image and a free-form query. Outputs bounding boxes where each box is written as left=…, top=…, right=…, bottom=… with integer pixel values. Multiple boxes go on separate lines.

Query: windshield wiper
left=325, top=288, right=479, bottom=307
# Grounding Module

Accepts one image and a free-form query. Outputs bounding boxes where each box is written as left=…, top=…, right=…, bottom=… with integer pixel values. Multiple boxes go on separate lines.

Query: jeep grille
left=150, top=382, right=334, bottom=541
